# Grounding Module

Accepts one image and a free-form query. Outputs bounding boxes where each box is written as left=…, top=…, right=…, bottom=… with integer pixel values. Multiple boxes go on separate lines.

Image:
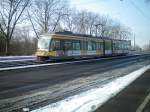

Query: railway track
left=0, top=54, right=149, bottom=70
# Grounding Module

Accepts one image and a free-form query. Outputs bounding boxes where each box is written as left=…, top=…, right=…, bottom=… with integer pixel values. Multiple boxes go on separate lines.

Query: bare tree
left=63, top=10, right=97, bottom=35
left=29, top=0, right=69, bottom=34
left=62, top=9, right=131, bottom=40
left=62, top=9, right=80, bottom=33
left=52, top=6, right=69, bottom=32
left=87, top=12, right=98, bottom=35
left=0, top=0, right=30, bottom=55
left=27, top=10, right=39, bottom=39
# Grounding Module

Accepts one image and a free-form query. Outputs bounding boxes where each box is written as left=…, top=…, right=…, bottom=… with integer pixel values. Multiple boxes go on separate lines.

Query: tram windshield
left=38, top=36, right=51, bottom=50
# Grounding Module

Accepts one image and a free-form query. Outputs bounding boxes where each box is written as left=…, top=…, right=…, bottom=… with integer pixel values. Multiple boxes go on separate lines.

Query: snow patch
left=31, top=65, right=150, bottom=112
left=0, top=55, right=35, bottom=59
left=0, top=59, right=34, bottom=63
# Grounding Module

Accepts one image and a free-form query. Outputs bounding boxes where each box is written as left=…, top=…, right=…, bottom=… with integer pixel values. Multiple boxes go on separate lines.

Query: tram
left=36, top=31, right=131, bottom=61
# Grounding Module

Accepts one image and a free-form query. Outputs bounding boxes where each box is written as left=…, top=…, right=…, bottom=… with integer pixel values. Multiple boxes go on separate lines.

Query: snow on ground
left=0, top=59, right=35, bottom=63
left=0, top=56, right=36, bottom=62
left=0, top=56, right=35, bottom=60
left=0, top=55, right=35, bottom=58
left=31, top=65, right=150, bottom=112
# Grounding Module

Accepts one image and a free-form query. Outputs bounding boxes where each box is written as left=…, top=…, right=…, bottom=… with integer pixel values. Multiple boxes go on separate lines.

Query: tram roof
left=41, top=31, right=130, bottom=42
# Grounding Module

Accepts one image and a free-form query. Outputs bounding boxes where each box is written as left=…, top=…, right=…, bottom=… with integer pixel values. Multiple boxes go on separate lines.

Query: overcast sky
left=69, top=0, right=150, bottom=47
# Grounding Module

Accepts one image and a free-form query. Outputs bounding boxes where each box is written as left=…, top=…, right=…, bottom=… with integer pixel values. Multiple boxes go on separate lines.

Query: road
left=0, top=55, right=149, bottom=111
left=0, top=56, right=144, bottom=99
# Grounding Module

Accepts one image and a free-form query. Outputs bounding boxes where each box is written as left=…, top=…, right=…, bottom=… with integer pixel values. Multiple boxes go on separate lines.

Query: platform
left=95, top=69, right=150, bottom=112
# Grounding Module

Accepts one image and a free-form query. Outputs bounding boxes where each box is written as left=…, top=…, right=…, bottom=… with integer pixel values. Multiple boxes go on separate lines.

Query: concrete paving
left=95, top=69, right=150, bottom=112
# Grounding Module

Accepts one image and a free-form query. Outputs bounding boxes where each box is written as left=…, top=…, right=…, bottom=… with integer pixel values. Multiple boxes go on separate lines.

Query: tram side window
left=97, top=42, right=100, bottom=50
left=82, top=41, right=87, bottom=50
left=97, top=42, right=103, bottom=50
left=92, top=42, right=97, bottom=50
left=113, top=42, right=116, bottom=50
left=105, top=41, right=111, bottom=50
left=116, top=42, right=119, bottom=50
left=119, top=41, right=122, bottom=50
left=92, top=41, right=96, bottom=50
left=112, top=41, right=117, bottom=50
left=118, top=41, right=122, bottom=50
left=114, top=42, right=118, bottom=50
left=124, top=42, right=126, bottom=50
left=64, top=41, right=72, bottom=50
left=125, top=42, right=128, bottom=50
left=126, top=42, right=129, bottom=50
left=100, top=42, right=103, bottom=50
left=88, top=41, right=92, bottom=50
left=73, top=41, right=81, bottom=50
left=122, top=41, right=125, bottom=50
left=50, top=39, right=61, bottom=51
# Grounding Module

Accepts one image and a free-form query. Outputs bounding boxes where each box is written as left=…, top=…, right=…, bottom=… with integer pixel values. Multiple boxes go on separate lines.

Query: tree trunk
left=5, top=38, right=10, bottom=56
